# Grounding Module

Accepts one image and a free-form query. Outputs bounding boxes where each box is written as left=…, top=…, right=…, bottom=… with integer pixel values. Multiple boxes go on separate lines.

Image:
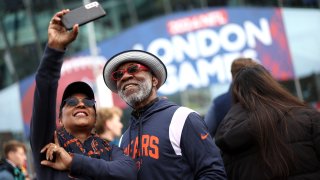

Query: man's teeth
left=125, top=84, right=135, bottom=90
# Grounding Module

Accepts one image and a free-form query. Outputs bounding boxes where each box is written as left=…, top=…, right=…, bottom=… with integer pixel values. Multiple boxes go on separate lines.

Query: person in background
left=102, top=49, right=227, bottom=180
left=95, top=107, right=124, bottom=145
left=0, top=140, right=27, bottom=180
left=215, top=63, right=320, bottom=179
left=30, top=9, right=136, bottom=180
left=204, top=57, right=258, bottom=137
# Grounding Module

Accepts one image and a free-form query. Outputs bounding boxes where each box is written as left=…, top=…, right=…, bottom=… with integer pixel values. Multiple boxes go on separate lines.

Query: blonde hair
left=95, top=107, right=123, bottom=134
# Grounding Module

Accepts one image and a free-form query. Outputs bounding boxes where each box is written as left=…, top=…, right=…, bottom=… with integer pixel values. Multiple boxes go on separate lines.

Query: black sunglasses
left=111, top=64, right=149, bottom=81
left=63, top=97, right=96, bottom=107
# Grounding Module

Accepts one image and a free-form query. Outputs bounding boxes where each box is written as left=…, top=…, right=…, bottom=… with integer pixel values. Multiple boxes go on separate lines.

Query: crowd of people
left=1, top=9, right=320, bottom=180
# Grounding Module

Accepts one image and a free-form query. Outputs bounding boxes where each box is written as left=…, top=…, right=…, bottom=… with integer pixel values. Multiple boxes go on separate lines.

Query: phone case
left=62, top=1, right=106, bottom=30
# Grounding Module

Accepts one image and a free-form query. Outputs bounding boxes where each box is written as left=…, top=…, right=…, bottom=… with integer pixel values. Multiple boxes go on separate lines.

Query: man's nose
left=120, top=71, right=134, bottom=80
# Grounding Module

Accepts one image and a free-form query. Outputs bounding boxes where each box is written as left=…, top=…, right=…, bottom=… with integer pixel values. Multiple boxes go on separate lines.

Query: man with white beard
left=102, top=50, right=227, bottom=180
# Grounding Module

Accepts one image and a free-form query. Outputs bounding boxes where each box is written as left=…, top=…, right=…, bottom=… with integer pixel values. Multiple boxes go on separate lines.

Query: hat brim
left=103, top=50, right=167, bottom=92
left=61, top=81, right=95, bottom=101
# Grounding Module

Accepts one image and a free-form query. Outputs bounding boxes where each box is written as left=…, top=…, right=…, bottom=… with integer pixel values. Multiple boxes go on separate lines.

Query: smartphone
left=62, top=1, right=106, bottom=30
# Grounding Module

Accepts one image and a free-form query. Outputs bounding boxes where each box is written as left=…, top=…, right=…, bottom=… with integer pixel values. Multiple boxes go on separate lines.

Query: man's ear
left=152, top=77, right=159, bottom=87
left=7, top=151, right=13, bottom=160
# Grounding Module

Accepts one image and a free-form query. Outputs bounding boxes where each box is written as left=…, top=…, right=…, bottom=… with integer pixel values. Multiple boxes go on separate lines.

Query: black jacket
left=215, top=103, right=320, bottom=180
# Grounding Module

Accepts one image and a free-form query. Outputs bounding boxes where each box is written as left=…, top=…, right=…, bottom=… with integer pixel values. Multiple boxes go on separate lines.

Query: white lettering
left=136, top=18, right=272, bottom=95
left=179, top=62, right=201, bottom=90
left=171, top=33, right=199, bottom=62
left=159, top=65, right=179, bottom=94
left=220, top=23, right=246, bottom=52
left=242, top=48, right=258, bottom=59
left=132, top=43, right=144, bottom=50
left=245, top=18, right=272, bottom=48
left=148, top=38, right=174, bottom=64
left=196, top=58, right=224, bottom=86
left=195, top=29, right=221, bottom=57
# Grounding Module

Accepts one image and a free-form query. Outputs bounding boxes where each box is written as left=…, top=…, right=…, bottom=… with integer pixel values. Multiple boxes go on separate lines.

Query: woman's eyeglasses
left=111, top=64, right=149, bottom=81
left=63, top=97, right=96, bottom=107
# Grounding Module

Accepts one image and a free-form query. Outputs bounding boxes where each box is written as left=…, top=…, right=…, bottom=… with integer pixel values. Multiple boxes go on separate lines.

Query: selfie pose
left=30, top=9, right=136, bottom=180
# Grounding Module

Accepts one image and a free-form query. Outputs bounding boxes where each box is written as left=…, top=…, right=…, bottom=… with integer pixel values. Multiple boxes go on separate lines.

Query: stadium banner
left=80, top=7, right=294, bottom=95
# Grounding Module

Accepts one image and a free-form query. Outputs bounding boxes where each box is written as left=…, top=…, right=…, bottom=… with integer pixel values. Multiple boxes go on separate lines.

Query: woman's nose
left=76, top=99, right=85, bottom=107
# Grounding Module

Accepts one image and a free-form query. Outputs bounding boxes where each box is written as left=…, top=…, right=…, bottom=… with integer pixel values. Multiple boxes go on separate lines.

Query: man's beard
left=119, top=79, right=152, bottom=107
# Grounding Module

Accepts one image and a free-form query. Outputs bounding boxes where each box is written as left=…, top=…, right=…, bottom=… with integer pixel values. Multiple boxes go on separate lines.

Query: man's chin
left=122, top=88, right=139, bottom=96
left=121, top=91, right=138, bottom=102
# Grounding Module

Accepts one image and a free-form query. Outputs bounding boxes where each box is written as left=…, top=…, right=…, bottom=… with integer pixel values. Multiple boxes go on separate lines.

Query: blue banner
left=80, top=7, right=294, bottom=95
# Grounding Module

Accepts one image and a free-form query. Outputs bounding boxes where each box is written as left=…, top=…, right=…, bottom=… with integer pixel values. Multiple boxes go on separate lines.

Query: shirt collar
left=6, top=159, right=17, bottom=168
left=132, top=97, right=159, bottom=118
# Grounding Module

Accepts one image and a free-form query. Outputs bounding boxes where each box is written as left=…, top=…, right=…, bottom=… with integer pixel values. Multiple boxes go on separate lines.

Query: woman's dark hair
left=232, top=64, right=305, bottom=177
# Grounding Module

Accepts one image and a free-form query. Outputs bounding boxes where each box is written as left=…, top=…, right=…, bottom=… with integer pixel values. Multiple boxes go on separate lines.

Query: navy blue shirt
left=120, top=98, right=227, bottom=180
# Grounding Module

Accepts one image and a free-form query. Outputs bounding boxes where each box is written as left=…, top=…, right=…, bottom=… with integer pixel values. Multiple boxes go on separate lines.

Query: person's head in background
left=203, top=57, right=259, bottom=136
left=231, top=64, right=305, bottom=176
left=3, top=140, right=27, bottom=168
left=231, top=57, right=258, bottom=80
left=232, top=63, right=305, bottom=107
left=95, top=107, right=123, bottom=142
